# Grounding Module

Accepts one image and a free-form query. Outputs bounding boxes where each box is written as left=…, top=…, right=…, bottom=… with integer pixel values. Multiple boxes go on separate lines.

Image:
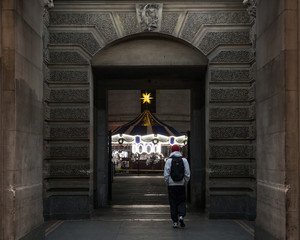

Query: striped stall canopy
left=112, top=110, right=183, bottom=137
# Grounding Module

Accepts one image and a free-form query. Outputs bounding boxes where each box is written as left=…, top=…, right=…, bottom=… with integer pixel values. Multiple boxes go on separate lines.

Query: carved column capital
left=243, top=0, right=256, bottom=18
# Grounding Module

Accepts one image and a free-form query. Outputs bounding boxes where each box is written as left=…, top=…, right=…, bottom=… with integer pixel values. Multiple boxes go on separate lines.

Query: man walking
left=164, top=144, right=190, bottom=228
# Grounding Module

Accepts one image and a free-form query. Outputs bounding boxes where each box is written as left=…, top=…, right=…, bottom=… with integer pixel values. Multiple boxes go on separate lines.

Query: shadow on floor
left=45, top=175, right=254, bottom=240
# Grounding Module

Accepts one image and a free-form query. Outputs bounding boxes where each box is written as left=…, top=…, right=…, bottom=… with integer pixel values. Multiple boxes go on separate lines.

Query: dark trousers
left=168, top=185, right=186, bottom=222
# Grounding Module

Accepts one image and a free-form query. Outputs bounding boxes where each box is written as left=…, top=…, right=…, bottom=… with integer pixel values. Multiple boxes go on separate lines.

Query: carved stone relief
left=43, top=0, right=54, bottom=8
left=243, top=0, right=256, bottom=18
left=136, top=3, right=163, bottom=32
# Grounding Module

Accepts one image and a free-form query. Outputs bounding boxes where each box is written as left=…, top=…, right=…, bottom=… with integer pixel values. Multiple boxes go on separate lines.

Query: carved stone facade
left=44, top=1, right=256, bottom=220
left=198, top=31, right=250, bottom=55
left=136, top=3, right=163, bottom=32
left=160, top=12, right=180, bottom=35
left=243, top=0, right=256, bottom=18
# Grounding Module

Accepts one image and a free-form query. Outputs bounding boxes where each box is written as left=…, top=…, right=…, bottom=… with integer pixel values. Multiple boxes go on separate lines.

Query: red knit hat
left=171, top=144, right=180, bottom=152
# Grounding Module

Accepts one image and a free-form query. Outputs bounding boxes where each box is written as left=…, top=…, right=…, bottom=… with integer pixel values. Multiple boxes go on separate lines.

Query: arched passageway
left=92, top=34, right=208, bottom=209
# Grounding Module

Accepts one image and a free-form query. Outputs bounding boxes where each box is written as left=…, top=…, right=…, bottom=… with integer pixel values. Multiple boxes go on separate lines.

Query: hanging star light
left=140, top=92, right=153, bottom=104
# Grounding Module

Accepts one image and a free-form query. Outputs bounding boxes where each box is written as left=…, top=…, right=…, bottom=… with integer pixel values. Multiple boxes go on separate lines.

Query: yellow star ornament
left=140, top=92, right=153, bottom=104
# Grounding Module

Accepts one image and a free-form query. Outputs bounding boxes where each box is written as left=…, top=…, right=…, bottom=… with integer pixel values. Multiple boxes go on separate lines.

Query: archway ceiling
left=92, top=37, right=208, bottom=67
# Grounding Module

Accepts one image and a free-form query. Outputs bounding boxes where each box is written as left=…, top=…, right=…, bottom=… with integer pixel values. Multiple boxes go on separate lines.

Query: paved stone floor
left=45, top=175, right=254, bottom=240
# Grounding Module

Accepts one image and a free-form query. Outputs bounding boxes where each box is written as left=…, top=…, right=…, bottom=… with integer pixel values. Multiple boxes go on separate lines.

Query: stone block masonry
left=44, top=1, right=256, bottom=221
left=1, top=0, right=45, bottom=239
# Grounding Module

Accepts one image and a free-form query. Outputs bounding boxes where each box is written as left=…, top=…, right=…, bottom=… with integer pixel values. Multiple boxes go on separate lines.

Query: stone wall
left=44, top=1, right=256, bottom=220
left=256, top=0, right=300, bottom=239
left=0, top=0, right=44, bottom=239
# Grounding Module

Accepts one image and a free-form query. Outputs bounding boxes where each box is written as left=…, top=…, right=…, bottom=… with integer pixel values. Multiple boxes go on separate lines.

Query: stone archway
left=44, top=1, right=255, bottom=221
left=2, top=1, right=300, bottom=240
left=91, top=34, right=208, bottom=208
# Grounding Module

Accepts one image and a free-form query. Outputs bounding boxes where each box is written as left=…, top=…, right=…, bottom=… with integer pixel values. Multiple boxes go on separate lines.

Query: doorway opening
left=92, top=35, right=207, bottom=210
left=108, top=89, right=190, bottom=206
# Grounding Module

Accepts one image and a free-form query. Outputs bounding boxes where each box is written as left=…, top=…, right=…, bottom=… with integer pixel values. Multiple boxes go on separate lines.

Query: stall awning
left=112, top=110, right=183, bottom=137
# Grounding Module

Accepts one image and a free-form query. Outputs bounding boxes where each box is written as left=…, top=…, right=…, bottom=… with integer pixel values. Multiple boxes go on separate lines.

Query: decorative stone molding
left=45, top=88, right=89, bottom=103
left=49, top=32, right=101, bottom=55
left=210, top=87, right=254, bottom=102
left=211, top=50, right=254, bottom=64
left=210, top=126, right=255, bottom=139
left=210, top=69, right=250, bottom=82
left=243, top=0, right=256, bottom=18
left=49, top=12, right=118, bottom=43
left=45, top=143, right=89, bottom=158
left=181, top=12, right=250, bottom=42
left=209, top=164, right=254, bottom=178
left=209, top=145, right=254, bottom=158
left=161, top=12, right=180, bottom=35
left=50, top=13, right=88, bottom=25
left=136, top=3, right=163, bottom=32
left=49, top=70, right=88, bottom=83
left=88, top=13, right=118, bottom=42
left=117, top=12, right=140, bottom=36
left=249, top=62, right=256, bottom=81
left=209, top=105, right=255, bottom=120
left=48, top=163, right=90, bottom=177
left=49, top=51, right=89, bottom=64
left=45, top=106, right=90, bottom=121
left=43, top=5, right=257, bottom=216
left=198, top=31, right=250, bottom=55
left=249, top=21, right=256, bottom=56
left=45, top=125, right=89, bottom=139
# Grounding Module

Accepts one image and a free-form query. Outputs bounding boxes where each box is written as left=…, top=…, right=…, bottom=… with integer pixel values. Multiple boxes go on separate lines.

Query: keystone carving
left=44, top=0, right=54, bottom=8
left=243, top=0, right=256, bottom=17
left=136, top=3, right=163, bottom=31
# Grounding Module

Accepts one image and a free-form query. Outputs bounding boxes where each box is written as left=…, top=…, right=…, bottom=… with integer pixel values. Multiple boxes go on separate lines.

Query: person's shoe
left=173, top=222, right=178, bottom=228
left=179, top=216, right=185, bottom=228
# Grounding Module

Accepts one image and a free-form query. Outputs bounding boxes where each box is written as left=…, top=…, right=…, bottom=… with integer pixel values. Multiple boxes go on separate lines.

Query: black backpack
left=170, top=157, right=185, bottom=181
